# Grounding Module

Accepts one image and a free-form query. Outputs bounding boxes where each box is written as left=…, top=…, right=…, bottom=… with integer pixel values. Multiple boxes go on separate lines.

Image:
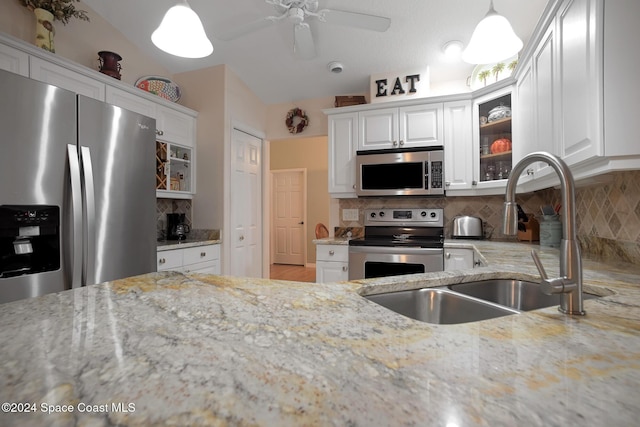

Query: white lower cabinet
left=157, top=244, right=221, bottom=274
left=444, top=248, right=480, bottom=270
left=316, top=244, right=349, bottom=283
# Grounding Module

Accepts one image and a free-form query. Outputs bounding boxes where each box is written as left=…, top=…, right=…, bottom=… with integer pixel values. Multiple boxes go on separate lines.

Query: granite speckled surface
left=156, top=239, right=222, bottom=251
left=1, top=240, right=639, bottom=426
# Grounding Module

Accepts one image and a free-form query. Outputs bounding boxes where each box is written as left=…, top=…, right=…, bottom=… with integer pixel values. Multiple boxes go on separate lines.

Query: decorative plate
left=135, top=76, right=181, bottom=102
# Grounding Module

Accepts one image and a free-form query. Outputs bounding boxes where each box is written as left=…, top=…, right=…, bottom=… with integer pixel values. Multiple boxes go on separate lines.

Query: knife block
left=517, top=214, right=539, bottom=242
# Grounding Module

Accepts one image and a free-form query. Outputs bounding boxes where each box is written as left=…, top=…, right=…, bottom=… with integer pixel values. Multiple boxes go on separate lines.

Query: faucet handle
left=530, top=250, right=548, bottom=279
left=531, top=250, right=575, bottom=295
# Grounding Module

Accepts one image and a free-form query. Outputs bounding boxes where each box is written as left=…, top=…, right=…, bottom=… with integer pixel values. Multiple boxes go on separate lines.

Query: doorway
left=229, top=128, right=263, bottom=278
left=271, top=169, right=307, bottom=266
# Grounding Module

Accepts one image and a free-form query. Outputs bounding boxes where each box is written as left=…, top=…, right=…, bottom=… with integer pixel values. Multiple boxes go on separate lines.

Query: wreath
left=285, top=107, right=309, bottom=134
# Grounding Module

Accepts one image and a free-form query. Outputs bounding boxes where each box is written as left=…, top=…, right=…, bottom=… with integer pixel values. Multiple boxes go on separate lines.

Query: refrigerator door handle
left=80, top=146, right=96, bottom=287
left=67, top=144, right=83, bottom=289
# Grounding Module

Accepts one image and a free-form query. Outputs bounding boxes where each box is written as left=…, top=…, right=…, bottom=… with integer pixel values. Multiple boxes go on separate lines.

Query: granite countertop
left=157, top=239, right=222, bottom=251
left=1, top=241, right=639, bottom=426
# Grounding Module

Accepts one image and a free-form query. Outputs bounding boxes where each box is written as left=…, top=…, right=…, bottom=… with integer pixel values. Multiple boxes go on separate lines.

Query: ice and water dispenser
left=0, top=205, right=60, bottom=278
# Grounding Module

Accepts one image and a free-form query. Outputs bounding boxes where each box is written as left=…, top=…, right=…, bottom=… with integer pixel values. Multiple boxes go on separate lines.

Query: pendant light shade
left=152, top=0, right=213, bottom=58
left=462, top=0, right=523, bottom=64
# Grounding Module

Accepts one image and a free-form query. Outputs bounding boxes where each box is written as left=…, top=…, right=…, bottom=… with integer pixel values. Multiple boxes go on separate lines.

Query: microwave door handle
left=425, top=160, right=430, bottom=190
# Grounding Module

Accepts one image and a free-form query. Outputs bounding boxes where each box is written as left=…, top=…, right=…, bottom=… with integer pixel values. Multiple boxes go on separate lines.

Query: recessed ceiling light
left=327, top=61, right=344, bottom=73
left=442, top=40, right=464, bottom=60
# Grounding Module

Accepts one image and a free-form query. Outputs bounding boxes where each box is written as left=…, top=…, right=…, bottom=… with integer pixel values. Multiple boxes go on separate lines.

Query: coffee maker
left=166, top=213, right=190, bottom=241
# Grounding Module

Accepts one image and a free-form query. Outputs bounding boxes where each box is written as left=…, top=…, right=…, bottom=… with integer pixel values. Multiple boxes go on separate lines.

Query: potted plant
left=18, top=0, right=90, bottom=52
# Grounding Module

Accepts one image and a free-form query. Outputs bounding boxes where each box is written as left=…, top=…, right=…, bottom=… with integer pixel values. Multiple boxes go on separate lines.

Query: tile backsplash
left=156, top=198, right=192, bottom=240
left=339, top=170, right=640, bottom=264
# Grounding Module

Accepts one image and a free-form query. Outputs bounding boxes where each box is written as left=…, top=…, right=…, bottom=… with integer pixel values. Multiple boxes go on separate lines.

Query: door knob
left=298, top=221, right=304, bottom=225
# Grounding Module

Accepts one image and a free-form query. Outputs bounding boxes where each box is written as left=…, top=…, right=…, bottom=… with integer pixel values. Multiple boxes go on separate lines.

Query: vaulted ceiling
left=83, top=0, right=548, bottom=105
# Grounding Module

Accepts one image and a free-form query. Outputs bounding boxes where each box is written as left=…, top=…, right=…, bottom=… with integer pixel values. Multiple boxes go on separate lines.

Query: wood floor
left=270, top=264, right=316, bottom=283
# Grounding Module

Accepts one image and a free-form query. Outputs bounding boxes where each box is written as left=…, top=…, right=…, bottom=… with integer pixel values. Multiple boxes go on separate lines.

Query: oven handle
left=348, top=246, right=443, bottom=256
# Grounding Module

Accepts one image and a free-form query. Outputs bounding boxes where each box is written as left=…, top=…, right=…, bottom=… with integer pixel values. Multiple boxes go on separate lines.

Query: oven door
left=348, top=246, right=444, bottom=280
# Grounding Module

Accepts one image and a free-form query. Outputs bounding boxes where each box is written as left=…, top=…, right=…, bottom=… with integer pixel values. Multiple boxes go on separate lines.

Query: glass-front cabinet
left=474, top=86, right=513, bottom=187
left=156, top=141, right=193, bottom=198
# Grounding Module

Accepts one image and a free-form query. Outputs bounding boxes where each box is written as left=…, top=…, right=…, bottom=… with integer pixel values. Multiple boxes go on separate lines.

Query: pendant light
left=151, top=0, right=213, bottom=58
left=461, top=0, right=523, bottom=64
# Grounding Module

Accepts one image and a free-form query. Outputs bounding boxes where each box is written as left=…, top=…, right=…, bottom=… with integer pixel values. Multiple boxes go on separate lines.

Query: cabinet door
left=157, top=249, right=183, bottom=271
left=156, top=141, right=194, bottom=198
left=183, top=245, right=219, bottom=265
left=328, top=112, right=358, bottom=197
left=156, top=105, right=195, bottom=147
left=444, top=248, right=475, bottom=270
left=513, top=58, right=535, bottom=184
left=0, top=43, right=29, bottom=77
left=557, top=0, right=603, bottom=165
left=316, top=261, right=349, bottom=283
left=399, top=103, right=443, bottom=148
left=184, top=260, right=220, bottom=274
left=532, top=24, right=559, bottom=178
left=30, top=57, right=105, bottom=100
left=443, top=100, right=473, bottom=191
left=358, top=107, right=398, bottom=150
left=105, top=86, right=156, bottom=119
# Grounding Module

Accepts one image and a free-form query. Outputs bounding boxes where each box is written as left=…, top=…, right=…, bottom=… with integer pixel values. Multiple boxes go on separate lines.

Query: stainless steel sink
left=365, top=288, right=519, bottom=324
left=449, top=279, right=599, bottom=311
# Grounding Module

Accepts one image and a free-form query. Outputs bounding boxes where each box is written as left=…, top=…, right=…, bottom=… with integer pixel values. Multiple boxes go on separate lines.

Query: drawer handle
left=329, top=250, right=335, bottom=256
left=159, top=258, right=166, bottom=264
left=201, top=252, right=206, bottom=257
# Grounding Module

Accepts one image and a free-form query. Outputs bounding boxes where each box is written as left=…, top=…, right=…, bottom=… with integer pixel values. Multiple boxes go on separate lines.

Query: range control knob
left=430, top=212, right=437, bottom=218
left=420, top=211, right=427, bottom=217
left=379, top=211, right=385, bottom=217
left=370, top=212, right=376, bottom=218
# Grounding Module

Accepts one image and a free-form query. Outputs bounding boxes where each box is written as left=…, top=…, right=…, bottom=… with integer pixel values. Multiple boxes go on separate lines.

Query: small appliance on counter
left=166, top=213, right=190, bottom=241
left=451, top=216, right=484, bottom=239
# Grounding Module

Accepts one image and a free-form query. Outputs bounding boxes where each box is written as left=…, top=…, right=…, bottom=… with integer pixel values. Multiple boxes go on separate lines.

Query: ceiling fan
left=217, top=0, right=391, bottom=59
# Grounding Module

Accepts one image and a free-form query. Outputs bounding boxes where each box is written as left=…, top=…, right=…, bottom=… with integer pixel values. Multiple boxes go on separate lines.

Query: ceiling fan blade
left=320, top=9, right=391, bottom=32
left=216, top=18, right=276, bottom=41
left=294, top=23, right=316, bottom=59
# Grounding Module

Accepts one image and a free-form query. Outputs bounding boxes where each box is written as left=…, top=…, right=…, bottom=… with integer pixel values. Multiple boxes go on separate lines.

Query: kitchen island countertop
left=1, top=240, right=639, bottom=426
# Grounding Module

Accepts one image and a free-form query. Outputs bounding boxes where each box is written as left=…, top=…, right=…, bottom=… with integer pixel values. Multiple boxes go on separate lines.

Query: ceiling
left=82, top=0, right=548, bottom=105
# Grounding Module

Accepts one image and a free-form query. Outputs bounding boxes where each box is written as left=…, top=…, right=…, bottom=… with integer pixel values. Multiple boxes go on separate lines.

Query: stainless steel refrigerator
left=0, top=68, right=156, bottom=304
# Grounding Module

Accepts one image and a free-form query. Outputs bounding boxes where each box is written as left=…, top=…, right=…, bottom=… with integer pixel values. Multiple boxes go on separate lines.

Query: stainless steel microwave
left=355, top=146, right=445, bottom=197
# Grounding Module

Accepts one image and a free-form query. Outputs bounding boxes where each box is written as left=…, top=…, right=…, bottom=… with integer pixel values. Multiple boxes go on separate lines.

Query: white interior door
left=272, top=169, right=306, bottom=265
left=230, top=129, right=262, bottom=278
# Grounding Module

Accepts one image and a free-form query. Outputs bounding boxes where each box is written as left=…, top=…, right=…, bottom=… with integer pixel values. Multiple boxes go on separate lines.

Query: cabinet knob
left=329, top=250, right=335, bottom=256
left=472, top=180, right=478, bottom=186
left=399, top=140, right=404, bottom=146
left=446, top=252, right=451, bottom=259
left=474, top=260, right=482, bottom=266
left=445, top=181, right=451, bottom=187
left=156, top=129, right=164, bottom=136
left=239, top=235, right=245, bottom=241
left=342, top=266, right=348, bottom=272
left=392, top=141, right=398, bottom=147
left=200, top=252, right=206, bottom=257
left=159, top=258, right=165, bottom=264
left=352, top=184, right=356, bottom=189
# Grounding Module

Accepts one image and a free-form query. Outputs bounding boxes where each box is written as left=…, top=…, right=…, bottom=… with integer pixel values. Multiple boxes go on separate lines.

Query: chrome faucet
left=502, top=152, right=585, bottom=315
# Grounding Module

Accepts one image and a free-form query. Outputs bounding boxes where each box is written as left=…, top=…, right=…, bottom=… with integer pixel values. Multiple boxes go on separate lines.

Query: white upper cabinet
left=29, top=56, right=105, bottom=101
left=156, top=105, right=195, bottom=147
left=358, top=103, right=443, bottom=150
left=443, top=100, right=473, bottom=192
left=358, top=107, right=398, bottom=150
left=0, top=43, right=29, bottom=77
left=556, top=0, right=603, bottom=166
left=105, top=86, right=157, bottom=119
left=327, top=112, right=358, bottom=197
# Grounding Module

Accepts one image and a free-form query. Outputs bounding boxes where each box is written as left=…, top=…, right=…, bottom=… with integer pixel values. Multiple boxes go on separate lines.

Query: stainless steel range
left=348, top=208, right=444, bottom=280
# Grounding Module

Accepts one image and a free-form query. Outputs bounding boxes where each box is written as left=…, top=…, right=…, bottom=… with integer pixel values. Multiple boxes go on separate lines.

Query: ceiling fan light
left=461, top=1, right=523, bottom=64
left=151, top=1, right=213, bottom=59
